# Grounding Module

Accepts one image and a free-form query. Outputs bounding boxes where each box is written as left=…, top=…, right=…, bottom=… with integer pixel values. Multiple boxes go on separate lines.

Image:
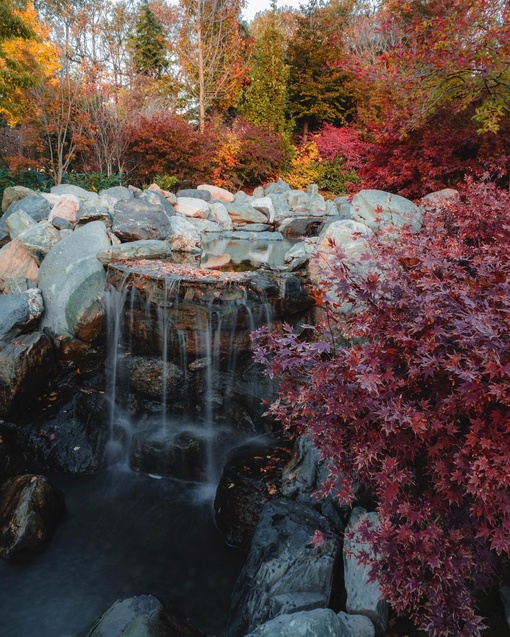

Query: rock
left=209, top=202, right=234, bottom=231
left=0, top=433, right=25, bottom=483
left=0, top=475, right=65, bottom=558
left=278, top=217, right=324, bottom=238
left=130, top=429, right=208, bottom=482
left=48, top=194, right=80, bottom=224
left=234, top=191, right=254, bottom=204
left=267, top=193, right=290, bottom=215
left=220, top=230, right=284, bottom=241
left=201, top=253, right=231, bottom=269
left=148, top=183, right=177, bottom=204
left=307, top=184, right=319, bottom=196
left=86, top=595, right=205, bottom=637
left=325, top=201, right=339, bottom=216
left=197, top=184, right=235, bottom=202
left=177, top=188, right=211, bottom=202
left=265, top=178, right=291, bottom=195
left=187, top=218, right=223, bottom=233
left=39, top=221, right=110, bottom=340
left=0, top=331, right=54, bottom=416
left=421, top=188, right=459, bottom=205
left=251, top=197, right=276, bottom=224
left=125, top=355, right=183, bottom=400
left=17, top=221, right=61, bottom=264
left=338, top=612, right=375, bottom=637
left=245, top=609, right=346, bottom=637
left=500, top=584, right=510, bottom=630
left=288, top=190, right=311, bottom=211
left=2, top=185, right=35, bottom=213
left=167, top=216, right=202, bottom=253
left=6, top=210, right=38, bottom=239
left=344, top=507, right=389, bottom=633
left=112, top=199, right=171, bottom=242
left=50, top=184, right=100, bottom=203
left=226, top=498, right=340, bottom=637
left=0, top=195, right=51, bottom=243
left=128, top=185, right=143, bottom=196
left=282, top=435, right=345, bottom=532
left=0, top=289, right=44, bottom=340
left=252, top=187, right=264, bottom=198
left=51, top=216, right=74, bottom=231
left=350, top=189, right=421, bottom=233
left=14, top=390, right=111, bottom=474
left=98, top=186, right=133, bottom=212
left=97, top=240, right=172, bottom=265
left=139, top=189, right=175, bottom=219
left=284, top=241, right=316, bottom=266
left=238, top=223, right=271, bottom=232
left=174, top=197, right=210, bottom=219
left=76, top=201, right=113, bottom=227
left=225, top=202, right=267, bottom=225
left=0, top=238, right=39, bottom=292
left=214, top=442, right=289, bottom=551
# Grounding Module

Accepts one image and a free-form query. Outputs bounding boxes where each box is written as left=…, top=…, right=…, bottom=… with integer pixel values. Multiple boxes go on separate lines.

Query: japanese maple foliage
left=254, top=179, right=510, bottom=636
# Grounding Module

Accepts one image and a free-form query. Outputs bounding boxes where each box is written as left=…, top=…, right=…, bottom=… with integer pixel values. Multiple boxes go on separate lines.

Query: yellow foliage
left=283, top=141, right=324, bottom=191
left=0, top=2, right=59, bottom=124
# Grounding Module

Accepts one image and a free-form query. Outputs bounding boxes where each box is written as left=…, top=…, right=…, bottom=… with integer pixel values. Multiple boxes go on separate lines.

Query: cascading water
left=103, top=260, right=275, bottom=492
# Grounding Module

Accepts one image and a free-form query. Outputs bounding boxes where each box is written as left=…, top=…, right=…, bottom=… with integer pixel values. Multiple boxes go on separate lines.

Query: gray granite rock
left=97, top=239, right=172, bottom=265
left=5, top=210, right=38, bottom=239
left=0, top=289, right=43, bottom=340
left=344, top=507, right=389, bottom=633
left=245, top=609, right=344, bottom=637
left=39, top=221, right=110, bottom=340
left=351, top=189, right=421, bottom=233
left=176, top=188, right=211, bottom=201
left=112, top=199, right=171, bottom=242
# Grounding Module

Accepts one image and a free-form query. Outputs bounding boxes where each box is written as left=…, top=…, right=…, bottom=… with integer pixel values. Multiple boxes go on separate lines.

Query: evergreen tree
left=131, top=0, right=169, bottom=79
left=242, top=0, right=289, bottom=135
left=286, top=0, right=354, bottom=138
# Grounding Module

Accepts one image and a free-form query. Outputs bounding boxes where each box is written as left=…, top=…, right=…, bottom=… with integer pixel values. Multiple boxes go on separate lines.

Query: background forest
left=1, top=0, right=508, bottom=200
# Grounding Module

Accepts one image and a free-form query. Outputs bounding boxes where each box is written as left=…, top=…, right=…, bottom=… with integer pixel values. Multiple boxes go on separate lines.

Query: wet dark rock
left=124, top=356, right=183, bottom=401
left=112, top=200, right=171, bottom=242
left=130, top=429, right=208, bottom=481
left=86, top=595, right=205, bottom=637
left=0, top=433, right=25, bottom=482
left=214, top=441, right=291, bottom=550
left=12, top=390, right=110, bottom=474
left=177, top=188, right=211, bottom=202
left=0, top=289, right=43, bottom=341
left=226, top=498, right=340, bottom=637
left=0, top=331, right=55, bottom=418
left=0, top=474, right=65, bottom=558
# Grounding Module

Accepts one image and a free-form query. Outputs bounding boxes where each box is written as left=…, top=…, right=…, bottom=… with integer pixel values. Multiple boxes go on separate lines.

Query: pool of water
left=0, top=468, right=245, bottom=637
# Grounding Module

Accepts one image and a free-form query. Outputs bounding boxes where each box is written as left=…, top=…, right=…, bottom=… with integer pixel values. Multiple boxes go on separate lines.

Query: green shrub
left=62, top=172, right=123, bottom=192
left=316, top=157, right=361, bottom=194
left=0, top=168, right=53, bottom=207
left=153, top=174, right=178, bottom=191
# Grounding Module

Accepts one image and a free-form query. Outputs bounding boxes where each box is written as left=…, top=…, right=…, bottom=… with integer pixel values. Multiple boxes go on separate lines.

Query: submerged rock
left=0, top=474, right=65, bottom=558
left=226, top=498, right=340, bottom=637
left=86, top=595, right=205, bottom=637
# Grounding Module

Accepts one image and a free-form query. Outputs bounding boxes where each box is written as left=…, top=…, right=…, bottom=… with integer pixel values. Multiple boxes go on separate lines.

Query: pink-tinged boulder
left=40, top=193, right=62, bottom=208
left=48, top=195, right=80, bottom=224
left=0, top=239, right=39, bottom=291
left=201, top=253, right=231, bottom=269
left=197, top=184, right=235, bottom=203
left=148, top=183, right=177, bottom=204
left=174, top=197, right=210, bottom=219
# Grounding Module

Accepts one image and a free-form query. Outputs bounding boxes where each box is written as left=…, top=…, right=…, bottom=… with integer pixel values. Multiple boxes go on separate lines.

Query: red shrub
left=255, top=179, right=510, bottom=635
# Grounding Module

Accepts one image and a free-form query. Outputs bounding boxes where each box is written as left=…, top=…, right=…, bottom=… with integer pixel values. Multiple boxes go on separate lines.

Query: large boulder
left=97, top=240, right=172, bottom=265
left=225, top=202, right=267, bottom=225
left=0, top=289, right=44, bottom=340
left=174, top=197, right=210, bottom=219
left=0, top=195, right=51, bottom=243
left=76, top=201, right=113, bottom=227
left=18, top=221, right=62, bottom=264
left=251, top=197, right=276, bottom=224
left=50, top=184, right=100, bottom=203
left=139, top=189, right=175, bottom=219
left=99, top=186, right=133, bottom=212
left=39, top=221, right=110, bottom=341
left=167, top=216, right=202, bottom=253
left=0, top=474, right=65, bottom=558
left=198, top=184, right=234, bottom=202
left=1, top=185, right=35, bottom=213
left=86, top=595, right=205, bottom=637
left=112, top=199, right=171, bottom=242
left=0, top=331, right=54, bottom=416
left=245, top=609, right=375, bottom=637
left=344, top=507, right=389, bottom=633
left=350, top=189, right=421, bottom=233
left=5, top=209, right=38, bottom=239
left=13, top=390, right=111, bottom=474
left=0, top=238, right=39, bottom=292
left=209, top=202, right=234, bottom=231
left=48, top=194, right=80, bottom=225
left=226, top=498, right=340, bottom=637
left=265, top=178, right=291, bottom=195
left=177, top=188, right=211, bottom=202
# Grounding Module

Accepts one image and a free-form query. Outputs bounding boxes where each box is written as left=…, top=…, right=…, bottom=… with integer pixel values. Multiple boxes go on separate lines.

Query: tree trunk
left=197, top=2, right=205, bottom=133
